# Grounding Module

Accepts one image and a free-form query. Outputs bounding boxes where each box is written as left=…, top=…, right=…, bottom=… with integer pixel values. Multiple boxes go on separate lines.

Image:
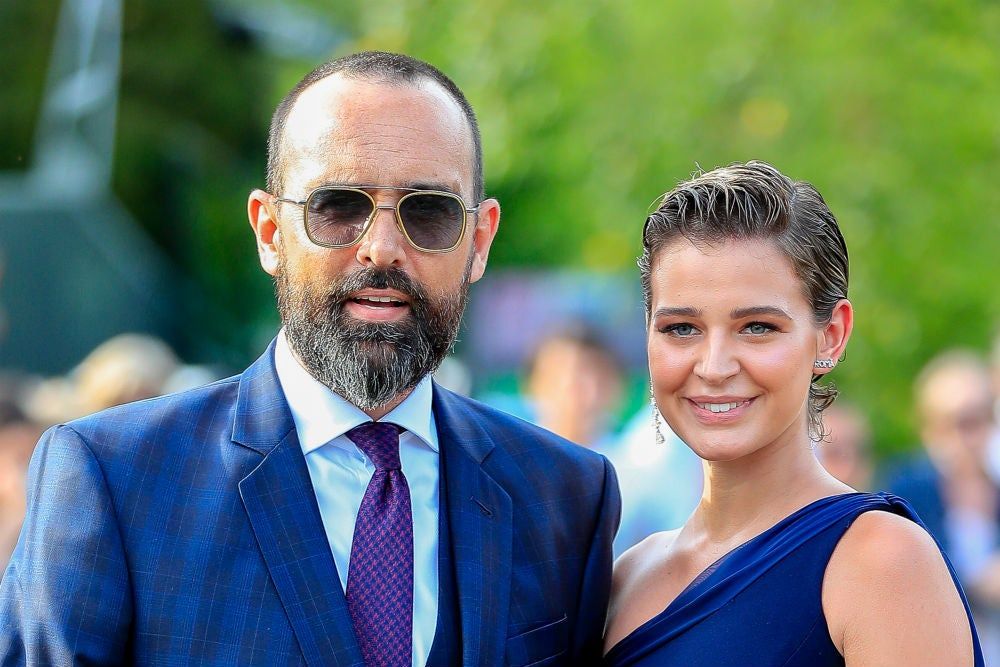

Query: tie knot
left=346, top=422, right=403, bottom=470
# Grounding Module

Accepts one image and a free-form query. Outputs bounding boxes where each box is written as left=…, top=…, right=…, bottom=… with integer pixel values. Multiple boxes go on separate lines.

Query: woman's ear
left=815, top=299, right=853, bottom=375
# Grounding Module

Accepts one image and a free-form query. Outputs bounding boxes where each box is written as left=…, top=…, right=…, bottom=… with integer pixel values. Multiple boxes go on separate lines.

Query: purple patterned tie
left=345, top=422, right=413, bottom=667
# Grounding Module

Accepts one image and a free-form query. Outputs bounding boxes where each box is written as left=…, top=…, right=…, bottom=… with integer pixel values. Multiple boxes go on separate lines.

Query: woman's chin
left=678, top=436, right=752, bottom=463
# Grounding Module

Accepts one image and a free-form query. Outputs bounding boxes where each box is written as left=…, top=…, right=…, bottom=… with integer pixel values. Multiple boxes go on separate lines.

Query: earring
left=650, top=385, right=665, bottom=447
left=814, top=359, right=835, bottom=369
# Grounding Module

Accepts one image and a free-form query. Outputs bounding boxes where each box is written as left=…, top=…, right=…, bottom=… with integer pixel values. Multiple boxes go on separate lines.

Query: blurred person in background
left=0, top=332, right=183, bottom=572
left=73, top=333, right=179, bottom=415
left=610, top=404, right=702, bottom=556
left=0, top=266, right=41, bottom=571
left=816, top=402, right=874, bottom=491
left=0, top=51, right=619, bottom=666
left=0, top=253, right=7, bottom=345
left=524, top=323, right=701, bottom=555
left=1, top=332, right=204, bottom=572
left=21, top=333, right=180, bottom=425
left=0, top=376, right=42, bottom=571
left=525, top=323, right=625, bottom=448
left=986, top=331, right=1000, bottom=484
left=885, top=350, right=1000, bottom=662
left=885, top=352, right=998, bottom=584
left=994, top=332, right=1000, bottom=419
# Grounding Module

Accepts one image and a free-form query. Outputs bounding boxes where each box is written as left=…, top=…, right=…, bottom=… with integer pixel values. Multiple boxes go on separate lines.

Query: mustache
left=327, top=267, right=428, bottom=307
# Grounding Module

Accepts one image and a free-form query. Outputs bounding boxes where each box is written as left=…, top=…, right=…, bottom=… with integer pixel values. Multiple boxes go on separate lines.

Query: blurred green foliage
left=2, top=0, right=998, bottom=455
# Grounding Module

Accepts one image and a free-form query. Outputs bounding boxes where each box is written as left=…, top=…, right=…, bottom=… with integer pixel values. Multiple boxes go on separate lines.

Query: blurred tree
left=0, top=3, right=60, bottom=175
left=1, top=0, right=274, bottom=368
left=316, top=0, right=1000, bottom=454
left=115, top=0, right=274, bottom=364
left=2, top=0, right=998, bottom=454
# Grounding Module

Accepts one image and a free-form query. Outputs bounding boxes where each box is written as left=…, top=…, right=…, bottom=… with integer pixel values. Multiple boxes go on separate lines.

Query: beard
left=275, top=256, right=471, bottom=412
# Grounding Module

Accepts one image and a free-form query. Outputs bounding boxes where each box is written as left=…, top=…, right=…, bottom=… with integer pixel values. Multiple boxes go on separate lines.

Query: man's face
left=248, top=74, right=500, bottom=414
left=921, top=367, right=995, bottom=470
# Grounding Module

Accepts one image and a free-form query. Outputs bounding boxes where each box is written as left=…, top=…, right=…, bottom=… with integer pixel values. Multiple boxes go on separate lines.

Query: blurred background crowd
left=1, top=0, right=999, bottom=662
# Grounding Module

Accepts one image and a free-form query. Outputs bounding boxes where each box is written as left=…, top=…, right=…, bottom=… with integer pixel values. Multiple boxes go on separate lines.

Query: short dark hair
left=639, top=160, right=849, bottom=432
left=266, top=51, right=484, bottom=203
left=527, top=322, right=623, bottom=380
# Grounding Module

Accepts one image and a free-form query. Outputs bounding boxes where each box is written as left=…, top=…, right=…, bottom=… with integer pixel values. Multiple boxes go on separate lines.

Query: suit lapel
left=433, top=384, right=513, bottom=667
left=233, top=344, right=364, bottom=667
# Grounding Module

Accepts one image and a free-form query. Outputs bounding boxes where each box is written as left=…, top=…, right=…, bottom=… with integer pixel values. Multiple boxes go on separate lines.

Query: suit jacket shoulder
left=432, top=384, right=613, bottom=495
left=67, top=373, right=243, bottom=457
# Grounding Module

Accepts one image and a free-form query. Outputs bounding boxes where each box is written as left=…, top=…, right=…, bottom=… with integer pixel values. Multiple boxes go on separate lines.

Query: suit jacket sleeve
left=0, top=425, right=132, bottom=666
left=572, top=456, right=621, bottom=665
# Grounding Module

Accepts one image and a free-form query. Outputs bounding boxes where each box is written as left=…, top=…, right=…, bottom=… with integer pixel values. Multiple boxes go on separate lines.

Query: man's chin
left=334, top=318, right=412, bottom=346
left=351, top=339, right=399, bottom=355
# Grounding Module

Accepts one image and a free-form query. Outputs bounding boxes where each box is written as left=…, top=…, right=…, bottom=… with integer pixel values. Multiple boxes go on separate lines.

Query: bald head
left=917, top=352, right=992, bottom=420
left=278, top=75, right=475, bottom=204
left=266, top=51, right=483, bottom=202
left=915, top=350, right=994, bottom=462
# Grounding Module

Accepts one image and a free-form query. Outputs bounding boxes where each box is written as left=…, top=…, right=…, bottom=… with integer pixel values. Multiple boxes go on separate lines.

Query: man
left=884, top=350, right=1000, bottom=663
left=525, top=323, right=625, bottom=448
left=814, top=402, right=873, bottom=491
left=0, top=52, right=620, bottom=666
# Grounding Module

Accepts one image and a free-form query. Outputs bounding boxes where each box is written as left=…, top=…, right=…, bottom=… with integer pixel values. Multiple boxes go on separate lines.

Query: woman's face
left=647, top=237, right=848, bottom=462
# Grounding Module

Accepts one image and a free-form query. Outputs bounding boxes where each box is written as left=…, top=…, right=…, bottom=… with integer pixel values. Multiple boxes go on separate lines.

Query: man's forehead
left=923, top=369, right=992, bottom=413
left=279, top=73, right=475, bottom=193
left=284, top=74, right=468, bottom=147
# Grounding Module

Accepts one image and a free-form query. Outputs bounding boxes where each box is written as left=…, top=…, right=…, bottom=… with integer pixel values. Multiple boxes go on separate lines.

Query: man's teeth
left=695, top=401, right=748, bottom=413
left=356, top=295, right=403, bottom=304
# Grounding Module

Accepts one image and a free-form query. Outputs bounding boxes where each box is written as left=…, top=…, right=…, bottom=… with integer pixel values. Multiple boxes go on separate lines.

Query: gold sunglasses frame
left=273, top=184, right=480, bottom=254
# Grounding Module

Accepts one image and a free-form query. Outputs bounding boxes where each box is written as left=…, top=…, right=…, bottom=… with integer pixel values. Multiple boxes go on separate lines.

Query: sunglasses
left=273, top=185, right=480, bottom=253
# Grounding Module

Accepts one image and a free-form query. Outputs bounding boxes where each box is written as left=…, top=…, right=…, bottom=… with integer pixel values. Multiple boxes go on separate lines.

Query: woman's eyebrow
left=653, top=306, right=702, bottom=318
left=730, top=306, right=791, bottom=319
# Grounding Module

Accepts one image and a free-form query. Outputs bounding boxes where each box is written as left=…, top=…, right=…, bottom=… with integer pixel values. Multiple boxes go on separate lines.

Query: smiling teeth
left=357, top=296, right=402, bottom=304
left=696, top=401, right=747, bottom=413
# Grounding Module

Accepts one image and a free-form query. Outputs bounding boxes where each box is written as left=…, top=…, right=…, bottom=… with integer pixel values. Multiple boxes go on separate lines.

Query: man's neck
left=362, top=390, right=413, bottom=421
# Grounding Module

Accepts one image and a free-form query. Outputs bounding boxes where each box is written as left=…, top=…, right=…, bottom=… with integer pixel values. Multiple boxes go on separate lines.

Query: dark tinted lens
left=305, top=188, right=373, bottom=246
left=398, top=193, right=465, bottom=250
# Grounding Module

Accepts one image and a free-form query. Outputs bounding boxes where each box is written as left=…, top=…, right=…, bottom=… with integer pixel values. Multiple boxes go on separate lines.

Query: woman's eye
left=744, top=322, right=773, bottom=335
left=664, top=323, right=697, bottom=337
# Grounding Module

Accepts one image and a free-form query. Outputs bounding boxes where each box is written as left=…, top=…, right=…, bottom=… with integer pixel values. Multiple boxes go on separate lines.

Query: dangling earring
left=814, top=359, right=835, bottom=369
left=650, top=385, right=665, bottom=447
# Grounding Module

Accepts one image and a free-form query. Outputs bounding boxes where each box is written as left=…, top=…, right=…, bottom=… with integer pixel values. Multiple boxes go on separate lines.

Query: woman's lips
left=687, top=397, right=756, bottom=423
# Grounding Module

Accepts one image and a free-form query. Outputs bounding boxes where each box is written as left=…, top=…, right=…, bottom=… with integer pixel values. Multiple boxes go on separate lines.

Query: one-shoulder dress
left=603, top=492, right=984, bottom=666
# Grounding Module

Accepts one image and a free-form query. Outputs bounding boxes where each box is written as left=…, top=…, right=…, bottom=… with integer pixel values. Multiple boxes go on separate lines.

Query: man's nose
left=355, top=206, right=407, bottom=268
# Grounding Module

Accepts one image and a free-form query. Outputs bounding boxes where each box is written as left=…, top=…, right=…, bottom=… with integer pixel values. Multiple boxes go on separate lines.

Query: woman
left=603, top=161, right=983, bottom=666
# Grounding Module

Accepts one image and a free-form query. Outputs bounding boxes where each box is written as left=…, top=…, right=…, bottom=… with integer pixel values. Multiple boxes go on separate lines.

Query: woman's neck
left=691, top=433, right=851, bottom=545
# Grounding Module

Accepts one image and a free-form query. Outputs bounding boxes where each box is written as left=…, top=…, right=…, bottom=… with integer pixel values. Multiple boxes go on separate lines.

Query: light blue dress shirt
left=274, top=332, right=439, bottom=667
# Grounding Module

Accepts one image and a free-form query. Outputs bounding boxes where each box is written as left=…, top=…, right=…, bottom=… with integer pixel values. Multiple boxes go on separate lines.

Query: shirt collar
left=273, top=329, right=438, bottom=455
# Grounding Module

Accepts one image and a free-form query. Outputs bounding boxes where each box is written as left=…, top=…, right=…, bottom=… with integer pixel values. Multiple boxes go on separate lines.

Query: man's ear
left=248, top=189, right=281, bottom=276
left=467, top=198, right=500, bottom=284
left=815, top=299, right=853, bottom=375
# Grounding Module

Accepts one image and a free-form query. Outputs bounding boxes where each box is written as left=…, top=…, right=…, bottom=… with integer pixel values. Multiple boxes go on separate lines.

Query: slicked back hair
left=640, top=160, right=849, bottom=433
left=266, top=51, right=483, bottom=203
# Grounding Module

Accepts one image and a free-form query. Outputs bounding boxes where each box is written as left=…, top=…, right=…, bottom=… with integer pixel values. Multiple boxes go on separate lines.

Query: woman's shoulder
left=604, top=529, right=681, bottom=651
left=612, top=529, right=681, bottom=590
left=835, top=503, right=933, bottom=551
left=825, top=508, right=943, bottom=594
left=826, top=505, right=954, bottom=594
left=822, top=506, right=975, bottom=665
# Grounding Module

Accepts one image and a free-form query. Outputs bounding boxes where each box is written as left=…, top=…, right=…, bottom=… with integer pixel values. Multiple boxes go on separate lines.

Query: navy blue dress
left=604, top=492, right=984, bottom=666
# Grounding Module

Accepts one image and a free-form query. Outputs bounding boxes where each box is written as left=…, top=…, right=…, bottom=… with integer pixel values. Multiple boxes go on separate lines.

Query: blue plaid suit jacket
left=0, top=344, right=620, bottom=666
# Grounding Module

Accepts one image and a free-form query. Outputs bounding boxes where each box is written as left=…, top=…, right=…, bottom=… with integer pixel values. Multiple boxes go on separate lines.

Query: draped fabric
left=604, top=492, right=984, bottom=667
